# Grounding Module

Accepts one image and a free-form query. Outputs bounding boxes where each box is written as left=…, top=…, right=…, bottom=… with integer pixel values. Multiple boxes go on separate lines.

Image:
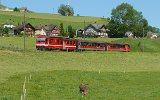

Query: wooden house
left=14, top=23, right=35, bottom=37
left=35, top=24, right=60, bottom=36
left=84, top=24, right=109, bottom=38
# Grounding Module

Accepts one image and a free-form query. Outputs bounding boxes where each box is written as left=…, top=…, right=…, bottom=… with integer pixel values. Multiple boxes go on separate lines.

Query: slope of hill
left=0, top=11, right=108, bottom=29
left=0, top=4, right=7, bottom=9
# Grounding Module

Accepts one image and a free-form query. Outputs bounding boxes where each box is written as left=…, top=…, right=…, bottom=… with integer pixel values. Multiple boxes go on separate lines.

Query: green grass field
left=0, top=11, right=108, bottom=29
left=0, top=37, right=160, bottom=99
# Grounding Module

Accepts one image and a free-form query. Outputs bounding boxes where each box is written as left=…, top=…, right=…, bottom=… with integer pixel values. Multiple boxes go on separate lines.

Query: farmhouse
left=0, top=7, right=13, bottom=12
left=84, top=24, right=109, bottom=38
left=14, top=23, right=35, bottom=37
left=35, top=24, right=60, bottom=36
left=146, top=32, right=159, bottom=39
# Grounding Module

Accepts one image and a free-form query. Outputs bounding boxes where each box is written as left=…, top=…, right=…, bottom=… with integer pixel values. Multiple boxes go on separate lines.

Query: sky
left=1, top=0, right=160, bottom=28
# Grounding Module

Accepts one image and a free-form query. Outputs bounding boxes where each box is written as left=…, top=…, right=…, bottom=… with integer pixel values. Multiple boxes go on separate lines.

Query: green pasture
left=0, top=11, right=107, bottom=29
left=0, top=37, right=160, bottom=99
left=1, top=71, right=160, bottom=100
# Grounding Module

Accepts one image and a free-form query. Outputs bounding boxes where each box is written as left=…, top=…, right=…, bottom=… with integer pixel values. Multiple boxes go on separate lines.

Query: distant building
left=0, top=7, right=13, bottom=12
left=35, top=24, right=60, bottom=36
left=14, top=23, right=35, bottom=37
left=147, top=32, right=159, bottom=39
left=3, top=24, right=16, bottom=29
left=19, top=7, right=27, bottom=12
left=84, top=24, right=109, bottom=38
left=125, top=31, right=134, bottom=38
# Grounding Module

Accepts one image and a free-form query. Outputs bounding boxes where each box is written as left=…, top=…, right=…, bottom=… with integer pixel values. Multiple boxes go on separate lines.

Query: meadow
left=0, top=37, right=160, bottom=99
left=0, top=11, right=107, bottom=29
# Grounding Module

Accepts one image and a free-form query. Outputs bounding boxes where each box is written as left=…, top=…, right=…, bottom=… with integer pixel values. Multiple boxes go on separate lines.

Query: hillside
left=0, top=11, right=108, bottom=29
left=0, top=4, right=7, bottom=9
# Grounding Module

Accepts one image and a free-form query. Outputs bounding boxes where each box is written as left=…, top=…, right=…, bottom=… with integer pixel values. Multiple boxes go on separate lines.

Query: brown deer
left=79, top=83, right=87, bottom=95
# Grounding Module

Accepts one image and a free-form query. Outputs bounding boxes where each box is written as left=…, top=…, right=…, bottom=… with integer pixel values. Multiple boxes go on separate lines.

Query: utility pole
left=142, top=28, right=144, bottom=52
left=83, top=20, right=85, bottom=40
left=67, top=0, right=70, bottom=6
left=23, top=9, right=26, bottom=51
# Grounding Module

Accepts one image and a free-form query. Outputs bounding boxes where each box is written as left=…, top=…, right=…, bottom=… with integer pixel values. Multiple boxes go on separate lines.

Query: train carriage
left=63, top=38, right=77, bottom=51
left=46, top=36, right=63, bottom=50
left=77, top=40, right=106, bottom=51
left=107, top=42, right=130, bottom=52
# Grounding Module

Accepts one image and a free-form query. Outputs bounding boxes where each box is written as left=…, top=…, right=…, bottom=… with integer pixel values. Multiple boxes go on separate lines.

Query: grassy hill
left=0, top=4, right=7, bottom=9
left=0, top=49, right=160, bottom=99
left=0, top=11, right=108, bottom=29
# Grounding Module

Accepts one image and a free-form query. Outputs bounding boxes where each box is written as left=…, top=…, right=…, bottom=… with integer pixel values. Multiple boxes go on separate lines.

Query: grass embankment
left=1, top=71, right=160, bottom=100
left=0, top=37, right=160, bottom=99
left=0, top=11, right=108, bottom=29
left=0, top=50, right=160, bottom=99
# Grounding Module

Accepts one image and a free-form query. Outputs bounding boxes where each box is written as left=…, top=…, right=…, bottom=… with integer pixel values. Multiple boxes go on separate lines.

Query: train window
left=81, top=42, right=88, bottom=46
left=49, top=39, right=53, bottom=44
left=66, top=40, right=69, bottom=44
left=97, top=43, right=100, bottom=47
left=119, top=45, right=125, bottom=48
left=57, top=39, right=59, bottom=44
left=110, top=44, right=125, bottom=48
left=100, top=43, right=104, bottom=47
left=70, top=41, right=73, bottom=45
left=36, top=38, right=45, bottom=42
left=73, top=41, right=75, bottom=45
left=92, top=43, right=96, bottom=46
left=59, top=40, right=63, bottom=44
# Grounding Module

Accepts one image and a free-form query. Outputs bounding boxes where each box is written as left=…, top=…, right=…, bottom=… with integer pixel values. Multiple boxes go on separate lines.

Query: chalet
left=0, top=8, right=13, bottom=12
left=125, top=31, right=134, bottom=38
left=146, top=32, right=159, bottom=39
left=84, top=24, right=109, bottom=38
left=14, top=23, right=35, bottom=37
left=35, top=24, right=60, bottom=36
left=20, top=7, right=27, bottom=12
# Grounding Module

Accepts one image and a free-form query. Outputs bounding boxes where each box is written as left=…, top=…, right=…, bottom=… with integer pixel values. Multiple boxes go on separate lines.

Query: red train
left=36, top=35, right=130, bottom=52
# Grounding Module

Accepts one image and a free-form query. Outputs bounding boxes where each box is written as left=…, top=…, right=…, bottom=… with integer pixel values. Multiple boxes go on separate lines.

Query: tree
left=13, top=7, right=20, bottom=12
left=68, top=25, right=74, bottom=38
left=148, top=26, right=160, bottom=33
left=108, top=3, right=148, bottom=37
left=59, top=23, right=64, bottom=36
left=58, top=4, right=74, bottom=16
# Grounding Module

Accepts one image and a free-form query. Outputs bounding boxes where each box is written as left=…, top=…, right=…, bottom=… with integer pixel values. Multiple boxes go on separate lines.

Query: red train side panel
left=107, top=43, right=130, bottom=52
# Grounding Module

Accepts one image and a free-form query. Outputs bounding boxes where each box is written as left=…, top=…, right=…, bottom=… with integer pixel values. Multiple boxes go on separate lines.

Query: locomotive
left=36, top=35, right=130, bottom=52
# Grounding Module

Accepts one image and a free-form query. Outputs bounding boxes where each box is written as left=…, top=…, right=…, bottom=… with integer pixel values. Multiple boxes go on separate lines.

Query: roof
left=16, top=23, right=35, bottom=31
left=35, top=25, right=43, bottom=30
left=43, top=24, right=56, bottom=31
left=91, top=24, right=105, bottom=30
left=84, top=24, right=107, bottom=32
left=35, top=24, right=57, bottom=31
